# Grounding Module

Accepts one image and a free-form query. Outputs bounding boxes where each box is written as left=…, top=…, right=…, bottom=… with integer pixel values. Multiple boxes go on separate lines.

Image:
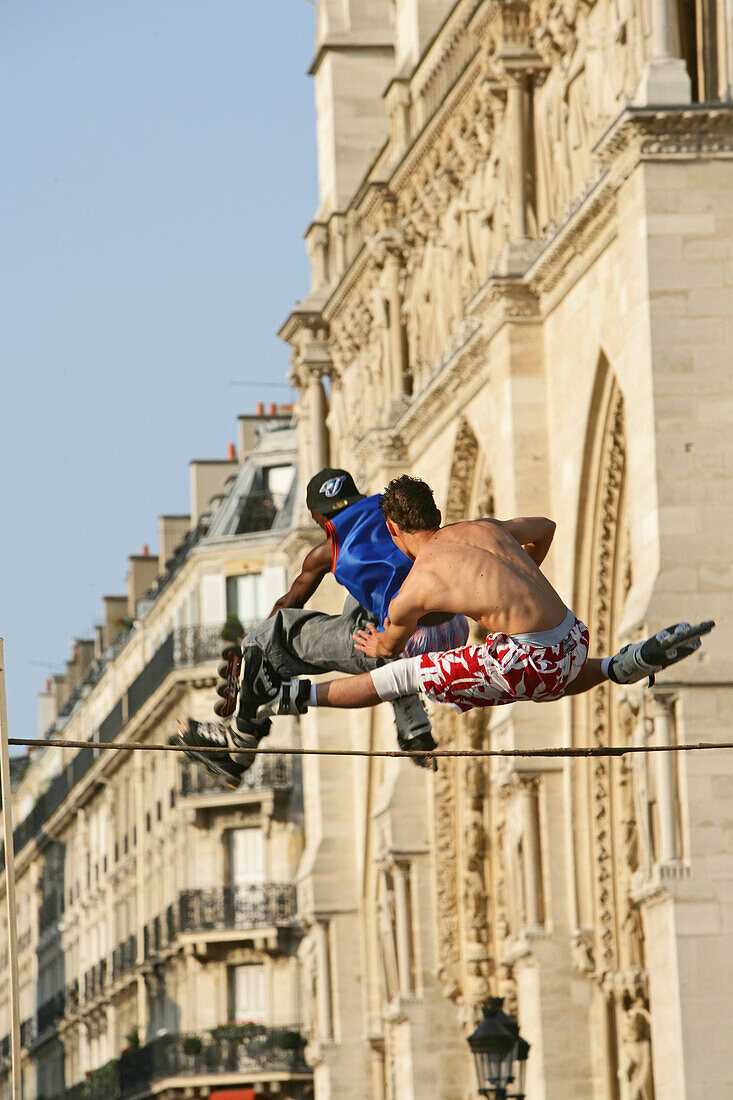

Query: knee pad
left=370, top=656, right=423, bottom=701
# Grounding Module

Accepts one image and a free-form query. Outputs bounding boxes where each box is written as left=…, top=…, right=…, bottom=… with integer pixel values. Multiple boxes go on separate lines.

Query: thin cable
left=9, top=736, right=733, bottom=761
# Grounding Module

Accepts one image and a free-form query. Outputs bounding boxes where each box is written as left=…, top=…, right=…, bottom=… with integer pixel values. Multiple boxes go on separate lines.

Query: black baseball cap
left=306, top=468, right=364, bottom=516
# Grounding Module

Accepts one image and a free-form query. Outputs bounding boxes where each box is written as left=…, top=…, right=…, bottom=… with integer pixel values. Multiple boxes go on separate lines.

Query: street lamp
left=467, top=998, right=530, bottom=1099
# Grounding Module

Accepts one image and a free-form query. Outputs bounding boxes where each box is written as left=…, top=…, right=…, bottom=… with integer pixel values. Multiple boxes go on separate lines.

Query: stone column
left=306, top=222, right=330, bottom=291
left=494, top=46, right=543, bottom=275
left=386, top=78, right=411, bottom=153
left=507, top=74, right=527, bottom=241
left=634, top=0, right=692, bottom=104
left=315, top=921, right=333, bottom=1041
left=294, top=327, right=332, bottom=478
left=393, top=862, right=413, bottom=996
left=368, top=1037, right=386, bottom=1100
left=384, top=250, right=408, bottom=401
left=306, top=367, right=330, bottom=473
left=650, top=694, right=678, bottom=865
left=519, top=778, right=543, bottom=929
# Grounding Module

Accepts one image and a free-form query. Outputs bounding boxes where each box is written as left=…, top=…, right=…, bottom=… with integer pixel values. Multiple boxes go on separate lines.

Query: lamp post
left=467, top=998, right=530, bottom=1099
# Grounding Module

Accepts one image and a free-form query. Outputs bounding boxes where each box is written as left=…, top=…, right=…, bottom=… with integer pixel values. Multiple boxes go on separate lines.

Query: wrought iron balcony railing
left=110, top=934, right=137, bottom=981
left=142, top=884, right=296, bottom=959
left=37, top=990, right=65, bottom=1035
left=173, top=623, right=228, bottom=667
left=83, top=959, right=107, bottom=1002
left=66, top=978, right=79, bottom=1011
left=178, top=883, right=296, bottom=935
left=20, top=1017, right=35, bottom=1049
left=8, top=622, right=231, bottom=862
left=38, top=891, right=62, bottom=935
left=49, top=1028, right=308, bottom=1100
left=180, top=754, right=292, bottom=797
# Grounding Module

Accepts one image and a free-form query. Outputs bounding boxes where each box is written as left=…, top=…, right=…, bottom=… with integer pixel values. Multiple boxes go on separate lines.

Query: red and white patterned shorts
left=417, top=613, right=589, bottom=712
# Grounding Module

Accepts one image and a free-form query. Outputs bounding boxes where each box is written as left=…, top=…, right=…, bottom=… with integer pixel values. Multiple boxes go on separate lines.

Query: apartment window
left=229, top=828, right=265, bottom=886
left=265, top=464, right=295, bottom=510
left=230, top=963, right=266, bottom=1023
left=226, top=573, right=266, bottom=625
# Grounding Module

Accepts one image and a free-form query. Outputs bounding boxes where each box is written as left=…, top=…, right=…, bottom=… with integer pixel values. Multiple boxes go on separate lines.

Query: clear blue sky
left=0, top=0, right=318, bottom=748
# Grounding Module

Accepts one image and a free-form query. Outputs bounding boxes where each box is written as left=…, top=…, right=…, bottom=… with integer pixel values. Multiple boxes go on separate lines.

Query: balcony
left=178, top=884, right=296, bottom=938
left=142, top=884, right=296, bottom=959
left=36, top=990, right=66, bottom=1037
left=84, top=959, right=107, bottom=1002
left=20, top=1017, right=35, bottom=1049
left=179, top=754, right=292, bottom=799
left=111, top=934, right=137, bottom=981
left=66, top=978, right=80, bottom=1012
left=39, top=892, right=62, bottom=935
left=52, top=1028, right=309, bottom=1100
left=7, top=623, right=231, bottom=862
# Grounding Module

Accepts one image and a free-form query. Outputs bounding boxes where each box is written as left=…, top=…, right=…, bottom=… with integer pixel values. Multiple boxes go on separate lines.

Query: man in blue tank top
left=174, top=468, right=468, bottom=786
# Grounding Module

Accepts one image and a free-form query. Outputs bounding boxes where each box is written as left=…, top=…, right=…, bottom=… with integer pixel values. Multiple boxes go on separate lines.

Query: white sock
left=601, top=657, right=611, bottom=679
left=308, top=683, right=319, bottom=707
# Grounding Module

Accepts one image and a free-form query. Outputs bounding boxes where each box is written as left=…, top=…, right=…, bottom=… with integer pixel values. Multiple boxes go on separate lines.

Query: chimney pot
left=142, top=543, right=149, bottom=556
left=255, top=402, right=264, bottom=416
left=269, top=402, right=277, bottom=415
left=227, top=442, right=236, bottom=461
left=46, top=679, right=51, bottom=693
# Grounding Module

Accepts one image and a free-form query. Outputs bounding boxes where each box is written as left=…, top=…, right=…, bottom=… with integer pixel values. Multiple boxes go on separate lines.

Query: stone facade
left=0, top=418, right=312, bottom=1100
left=280, top=2, right=733, bottom=1098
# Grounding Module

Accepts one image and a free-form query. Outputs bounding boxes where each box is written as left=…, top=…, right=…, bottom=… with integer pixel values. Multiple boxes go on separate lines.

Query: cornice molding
left=595, top=104, right=733, bottom=165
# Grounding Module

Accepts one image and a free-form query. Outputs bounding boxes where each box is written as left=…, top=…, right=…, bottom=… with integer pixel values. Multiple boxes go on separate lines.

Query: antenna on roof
left=227, top=381, right=293, bottom=389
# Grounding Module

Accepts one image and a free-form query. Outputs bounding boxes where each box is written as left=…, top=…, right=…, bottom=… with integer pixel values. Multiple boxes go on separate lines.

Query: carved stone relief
left=532, top=0, right=650, bottom=233
left=575, top=369, right=654, bottom=1092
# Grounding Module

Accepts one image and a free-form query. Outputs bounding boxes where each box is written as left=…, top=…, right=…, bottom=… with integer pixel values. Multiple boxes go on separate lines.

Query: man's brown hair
left=381, top=475, right=440, bottom=532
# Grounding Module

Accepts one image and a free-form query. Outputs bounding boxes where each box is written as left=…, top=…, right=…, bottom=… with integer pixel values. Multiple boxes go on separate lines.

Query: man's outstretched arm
left=353, top=590, right=422, bottom=659
left=267, top=540, right=332, bottom=616
left=500, top=516, right=556, bottom=567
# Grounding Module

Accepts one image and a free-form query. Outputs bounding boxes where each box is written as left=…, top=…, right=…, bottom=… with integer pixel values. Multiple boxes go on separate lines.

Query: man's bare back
left=395, top=518, right=567, bottom=638
left=388, top=516, right=567, bottom=640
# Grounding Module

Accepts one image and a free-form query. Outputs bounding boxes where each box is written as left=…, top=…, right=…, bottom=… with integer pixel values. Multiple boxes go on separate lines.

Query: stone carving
left=588, top=385, right=626, bottom=975
left=531, top=0, right=648, bottom=233
left=299, top=932, right=318, bottom=1043
left=617, top=696, right=646, bottom=970
left=444, top=418, right=480, bottom=524
left=461, top=711, right=492, bottom=1011
left=377, top=865, right=401, bottom=1004
left=619, top=1000, right=654, bottom=1100
left=431, top=709, right=461, bottom=976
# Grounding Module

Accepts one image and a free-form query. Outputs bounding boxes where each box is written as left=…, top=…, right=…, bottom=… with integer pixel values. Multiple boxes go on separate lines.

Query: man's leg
left=247, top=597, right=377, bottom=677
left=559, top=659, right=606, bottom=696
left=262, top=657, right=422, bottom=713
left=263, top=619, right=716, bottom=714
left=182, top=599, right=433, bottom=775
left=316, top=674, right=383, bottom=707
left=246, top=596, right=434, bottom=761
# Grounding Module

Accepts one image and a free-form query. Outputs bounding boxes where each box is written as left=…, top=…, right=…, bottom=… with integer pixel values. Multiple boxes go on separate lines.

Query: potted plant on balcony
left=182, top=1035, right=203, bottom=1058
left=210, top=1020, right=265, bottom=1042
left=220, top=615, right=244, bottom=643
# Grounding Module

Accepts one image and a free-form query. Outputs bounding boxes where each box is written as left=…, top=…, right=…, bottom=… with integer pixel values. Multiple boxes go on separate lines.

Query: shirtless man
left=239, top=475, right=713, bottom=723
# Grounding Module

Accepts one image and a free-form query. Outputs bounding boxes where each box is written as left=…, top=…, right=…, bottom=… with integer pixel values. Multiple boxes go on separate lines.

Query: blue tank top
left=324, top=495, right=410, bottom=628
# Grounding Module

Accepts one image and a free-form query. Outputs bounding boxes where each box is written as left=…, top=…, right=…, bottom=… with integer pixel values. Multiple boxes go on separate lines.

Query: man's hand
left=353, top=622, right=381, bottom=657
left=501, top=517, right=556, bottom=567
